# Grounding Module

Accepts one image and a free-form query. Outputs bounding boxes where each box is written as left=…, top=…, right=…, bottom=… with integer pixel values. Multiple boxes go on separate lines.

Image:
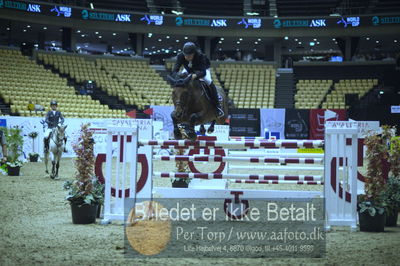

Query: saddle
left=199, top=81, right=213, bottom=102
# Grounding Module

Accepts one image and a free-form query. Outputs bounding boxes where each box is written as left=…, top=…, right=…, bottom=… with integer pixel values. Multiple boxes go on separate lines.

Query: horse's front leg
left=44, top=151, right=49, bottom=174
left=171, top=111, right=182, bottom=140
left=187, top=112, right=205, bottom=140
left=207, top=120, right=216, bottom=134
left=199, top=124, right=206, bottom=135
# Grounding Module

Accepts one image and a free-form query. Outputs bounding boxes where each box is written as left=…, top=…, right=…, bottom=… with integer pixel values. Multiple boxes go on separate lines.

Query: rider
left=44, top=100, right=67, bottom=153
left=172, top=42, right=224, bottom=118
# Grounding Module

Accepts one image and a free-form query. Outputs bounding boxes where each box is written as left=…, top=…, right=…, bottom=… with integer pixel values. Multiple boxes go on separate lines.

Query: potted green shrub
left=2, top=126, right=24, bottom=176
left=63, top=123, right=104, bottom=224
left=357, top=127, right=391, bottom=232
left=28, top=131, right=39, bottom=162
left=383, top=133, right=400, bottom=226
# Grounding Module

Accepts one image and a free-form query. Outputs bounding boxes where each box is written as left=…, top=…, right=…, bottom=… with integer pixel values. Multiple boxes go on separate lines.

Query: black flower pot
left=172, top=179, right=189, bottom=188
left=358, top=210, right=386, bottom=232
left=385, top=209, right=399, bottom=227
left=29, top=154, right=39, bottom=162
left=70, top=203, right=98, bottom=224
left=7, top=165, right=20, bottom=176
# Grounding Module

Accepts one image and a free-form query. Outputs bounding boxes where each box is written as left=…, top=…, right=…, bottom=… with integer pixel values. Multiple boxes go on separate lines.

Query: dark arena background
left=1, top=0, right=400, bottom=265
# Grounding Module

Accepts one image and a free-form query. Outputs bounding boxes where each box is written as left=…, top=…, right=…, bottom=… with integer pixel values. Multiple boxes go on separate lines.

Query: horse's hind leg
left=207, top=121, right=216, bottom=134
left=44, top=151, right=49, bottom=174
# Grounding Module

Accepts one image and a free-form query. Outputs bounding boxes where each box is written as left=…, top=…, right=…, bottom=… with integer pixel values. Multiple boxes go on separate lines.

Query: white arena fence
left=94, top=120, right=360, bottom=230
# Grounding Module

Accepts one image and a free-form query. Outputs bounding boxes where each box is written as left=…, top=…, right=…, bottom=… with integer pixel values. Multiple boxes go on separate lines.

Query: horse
left=168, top=74, right=229, bottom=140
left=44, top=124, right=67, bottom=179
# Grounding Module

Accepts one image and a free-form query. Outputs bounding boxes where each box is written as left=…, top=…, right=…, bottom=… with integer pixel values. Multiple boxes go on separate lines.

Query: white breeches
left=181, top=68, right=212, bottom=85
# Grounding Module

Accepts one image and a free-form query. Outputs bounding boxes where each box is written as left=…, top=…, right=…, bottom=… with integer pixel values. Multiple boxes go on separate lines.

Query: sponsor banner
left=0, top=116, right=153, bottom=160
left=297, top=148, right=324, bottom=154
left=391, top=105, right=400, bottom=114
left=229, top=108, right=260, bottom=137
left=309, top=109, right=347, bottom=139
left=284, top=109, right=310, bottom=139
left=260, top=108, right=285, bottom=139
left=151, top=105, right=174, bottom=136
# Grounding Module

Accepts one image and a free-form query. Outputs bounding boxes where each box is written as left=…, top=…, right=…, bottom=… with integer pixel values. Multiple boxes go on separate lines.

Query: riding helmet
left=50, top=100, right=58, bottom=106
left=183, top=42, right=197, bottom=56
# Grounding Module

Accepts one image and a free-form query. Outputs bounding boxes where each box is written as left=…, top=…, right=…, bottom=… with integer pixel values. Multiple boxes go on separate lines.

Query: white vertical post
left=103, top=127, right=138, bottom=222
left=325, top=121, right=358, bottom=230
left=104, top=130, right=113, bottom=220
left=115, top=132, right=121, bottom=215
left=121, top=131, right=127, bottom=205
left=350, top=131, right=358, bottom=229
left=129, top=127, right=138, bottom=198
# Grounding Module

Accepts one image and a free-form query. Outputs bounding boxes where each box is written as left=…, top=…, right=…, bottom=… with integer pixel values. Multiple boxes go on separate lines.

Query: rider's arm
left=45, top=111, right=50, bottom=125
left=59, top=112, right=65, bottom=125
left=194, top=55, right=207, bottom=79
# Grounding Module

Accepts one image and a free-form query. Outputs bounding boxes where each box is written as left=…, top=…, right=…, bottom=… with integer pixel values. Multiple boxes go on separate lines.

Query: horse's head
left=172, top=86, right=190, bottom=119
left=56, top=124, right=67, bottom=138
left=168, top=74, right=194, bottom=119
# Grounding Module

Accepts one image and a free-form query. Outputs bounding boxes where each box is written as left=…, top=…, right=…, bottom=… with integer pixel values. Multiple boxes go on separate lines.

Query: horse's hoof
left=207, top=127, right=215, bottom=134
left=50, top=174, right=55, bottom=179
left=45, top=170, right=49, bottom=174
left=187, top=131, right=197, bottom=141
left=174, top=130, right=182, bottom=140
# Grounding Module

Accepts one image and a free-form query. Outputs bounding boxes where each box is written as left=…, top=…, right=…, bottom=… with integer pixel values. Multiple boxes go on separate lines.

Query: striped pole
left=228, top=165, right=324, bottom=171
left=228, top=151, right=324, bottom=158
left=154, top=172, right=322, bottom=181
left=230, top=179, right=324, bottom=185
left=140, top=139, right=324, bottom=149
left=229, top=137, right=271, bottom=141
left=153, top=155, right=323, bottom=164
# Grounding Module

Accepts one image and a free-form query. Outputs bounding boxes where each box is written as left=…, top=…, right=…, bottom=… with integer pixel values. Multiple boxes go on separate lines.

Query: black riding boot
left=209, top=83, right=224, bottom=118
left=63, top=137, right=67, bottom=153
left=44, top=138, right=49, bottom=153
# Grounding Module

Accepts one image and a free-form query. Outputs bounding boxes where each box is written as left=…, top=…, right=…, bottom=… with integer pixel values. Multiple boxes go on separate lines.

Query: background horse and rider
left=44, top=124, right=67, bottom=179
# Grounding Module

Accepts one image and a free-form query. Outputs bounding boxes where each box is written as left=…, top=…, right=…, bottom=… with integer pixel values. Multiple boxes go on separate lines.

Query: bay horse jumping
left=44, top=124, right=67, bottom=179
left=168, top=74, right=229, bottom=140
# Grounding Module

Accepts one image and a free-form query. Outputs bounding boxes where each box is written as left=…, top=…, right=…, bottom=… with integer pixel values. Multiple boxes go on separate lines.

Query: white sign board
left=391, top=105, right=400, bottom=114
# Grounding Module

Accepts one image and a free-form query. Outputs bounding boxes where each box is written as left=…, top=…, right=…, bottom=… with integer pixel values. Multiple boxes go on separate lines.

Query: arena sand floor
left=1, top=158, right=399, bottom=265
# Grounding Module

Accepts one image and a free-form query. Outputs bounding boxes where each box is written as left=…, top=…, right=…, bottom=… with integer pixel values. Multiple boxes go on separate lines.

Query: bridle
left=51, top=127, right=65, bottom=148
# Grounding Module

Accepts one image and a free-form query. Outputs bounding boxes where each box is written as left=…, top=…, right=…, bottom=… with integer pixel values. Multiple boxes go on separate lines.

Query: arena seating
left=322, top=79, right=378, bottom=109
left=216, top=63, right=276, bottom=108
left=96, top=58, right=171, bottom=108
left=0, top=48, right=126, bottom=118
left=294, top=80, right=333, bottom=109
left=38, top=52, right=171, bottom=109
